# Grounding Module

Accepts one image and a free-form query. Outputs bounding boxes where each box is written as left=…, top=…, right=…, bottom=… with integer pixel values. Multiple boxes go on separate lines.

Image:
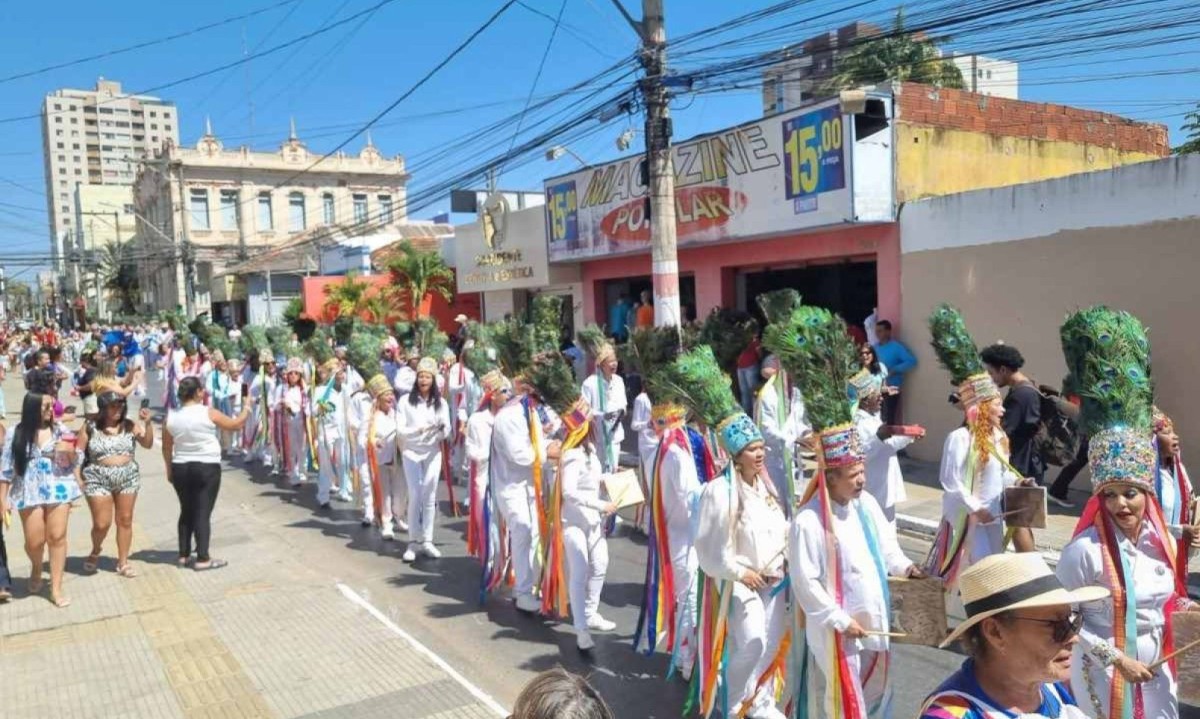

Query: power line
left=0, top=0, right=302, bottom=85
left=501, top=0, right=570, bottom=173
left=0, top=0, right=403, bottom=125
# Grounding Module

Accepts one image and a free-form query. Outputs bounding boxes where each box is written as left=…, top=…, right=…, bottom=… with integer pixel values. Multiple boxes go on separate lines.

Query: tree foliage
left=385, top=241, right=454, bottom=319
left=1175, top=103, right=1200, bottom=154
left=99, top=241, right=140, bottom=315
left=821, top=9, right=964, bottom=95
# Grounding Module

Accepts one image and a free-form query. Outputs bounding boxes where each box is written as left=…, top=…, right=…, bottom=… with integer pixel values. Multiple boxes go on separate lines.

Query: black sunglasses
left=1010, top=611, right=1083, bottom=643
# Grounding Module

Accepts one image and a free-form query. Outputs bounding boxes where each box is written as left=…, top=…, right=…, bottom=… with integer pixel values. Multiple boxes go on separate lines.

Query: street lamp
left=545, top=145, right=589, bottom=167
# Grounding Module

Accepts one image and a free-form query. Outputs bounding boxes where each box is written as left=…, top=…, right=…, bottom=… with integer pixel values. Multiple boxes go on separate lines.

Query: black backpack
left=1033, top=383, right=1080, bottom=466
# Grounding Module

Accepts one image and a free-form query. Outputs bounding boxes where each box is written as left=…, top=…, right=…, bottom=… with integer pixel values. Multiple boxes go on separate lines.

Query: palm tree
left=1175, top=103, right=1200, bottom=154
left=99, top=241, right=140, bottom=315
left=820, top=8, right=964, bottom=95
left=322, top=272, right=375, bottom=321
left=384, top=241, right=454, bottom=319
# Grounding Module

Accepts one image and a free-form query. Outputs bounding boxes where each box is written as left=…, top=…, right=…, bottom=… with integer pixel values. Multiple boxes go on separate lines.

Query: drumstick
left=1150, top=636, right=1200, bottom=670
left=757, top=545, right=788, bottom=575
left=864, top=630, right=909, bottom=638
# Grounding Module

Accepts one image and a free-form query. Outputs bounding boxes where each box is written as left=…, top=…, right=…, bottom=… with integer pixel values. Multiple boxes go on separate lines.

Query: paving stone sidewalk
left=0, top=376, right=506, bottom=719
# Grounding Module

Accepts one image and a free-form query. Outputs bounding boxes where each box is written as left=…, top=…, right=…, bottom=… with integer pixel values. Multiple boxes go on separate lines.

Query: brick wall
left=896, top=82, right=1169, bottom=156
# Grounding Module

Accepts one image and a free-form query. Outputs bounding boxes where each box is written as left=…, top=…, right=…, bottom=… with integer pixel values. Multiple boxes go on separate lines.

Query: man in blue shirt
left=608, top=294, right=632, bottom=343
left=873, top=319, right=917, bottom=425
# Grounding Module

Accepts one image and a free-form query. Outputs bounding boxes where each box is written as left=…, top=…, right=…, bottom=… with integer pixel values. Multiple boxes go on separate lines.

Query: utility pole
left=610, top=0, right=681, bottom=328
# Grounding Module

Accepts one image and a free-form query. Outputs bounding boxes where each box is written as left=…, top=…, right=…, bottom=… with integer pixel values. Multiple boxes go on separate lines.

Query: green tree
left=821, top=9, right=964, bottom=95
left=385, top=241, right=454, bottom=319
left=1175, top=103, right=1200, bottom=154
left=8, top=281, right=31, bottom=318
left=322, top=271, right=376, bottom=320
left=99, top=241, right=140, bottom=315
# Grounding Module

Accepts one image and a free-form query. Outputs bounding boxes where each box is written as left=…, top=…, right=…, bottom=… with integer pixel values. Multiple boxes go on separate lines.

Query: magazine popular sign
left=545, top=100, right=852, bottom=262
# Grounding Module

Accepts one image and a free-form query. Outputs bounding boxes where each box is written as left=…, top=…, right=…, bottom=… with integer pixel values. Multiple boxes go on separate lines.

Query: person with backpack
left=980, top=344, right=1046, bottom=487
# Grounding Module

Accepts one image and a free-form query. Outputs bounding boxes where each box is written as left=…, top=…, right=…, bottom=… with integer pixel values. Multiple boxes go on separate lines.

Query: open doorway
left=600, top=275, right=697, bottom=337
left=740, top=259, right=877, bottom=331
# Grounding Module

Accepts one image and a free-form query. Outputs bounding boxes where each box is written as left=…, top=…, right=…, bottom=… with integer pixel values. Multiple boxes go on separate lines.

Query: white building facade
left=131, top=122, right=409, bottom=319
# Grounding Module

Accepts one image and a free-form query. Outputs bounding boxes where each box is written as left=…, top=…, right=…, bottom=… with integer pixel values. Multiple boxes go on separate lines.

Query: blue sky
left=1, top=0, right=1197, bottom=277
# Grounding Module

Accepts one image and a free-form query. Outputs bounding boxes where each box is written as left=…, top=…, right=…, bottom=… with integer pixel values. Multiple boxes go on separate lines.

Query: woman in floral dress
left=0, top=392, right=82, bottom=607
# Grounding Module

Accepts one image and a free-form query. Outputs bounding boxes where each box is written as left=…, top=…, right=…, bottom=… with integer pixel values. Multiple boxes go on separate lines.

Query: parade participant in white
left=755, top=354, right=809, bottom=515
left=279, top=358, right=309, bottom=487
left=849, top=368, right=922, bottom=524
left=398, top=358, right=451, bottom=562
left=579, top=333, right=626, bottom=473
left=313, top=359, right=351, bottom=508
left=490, top=381, right=550, bottom=613
left=465, top=369, right=510, bottom=555
left=224, top=359, right=244, bottom=457
left=629, top=389, right=656, bottom=533
left=554, top=440, right=618, bottom=650
left=358, top=374, right=406, bottom=539
left=1053, top=307, right=1199, bottom=719
left=445, top=346, right=477, bottom=484
left=244, top=351, right=278, bottom=469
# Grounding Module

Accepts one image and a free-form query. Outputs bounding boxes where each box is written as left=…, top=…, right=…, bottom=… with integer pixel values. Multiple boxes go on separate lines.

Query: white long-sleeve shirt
left=756, top=376, right=809, bottom=449
left=938, top=426, right=1017, bottom=519
left=695, top=473, right=788, bottom=583
left=393, top=365, right=417, bottom=396
left=1057, top=524, right=1177, bottom=663
left=490, top=396, right=550, bottom=494
left=581, top=372, right=627, bottom=447
left=397, top=396, right=451, bottom=461
left=659, top=438, right=702, bottom=552
left=465, top=409, right=497, bottom=481
left=358, top=407, right=400, bottom=465
left=446, top=363, right=478, bottom=425
left=791, top=492, right=912, bottom=658
left=1158, top=463, right=1194, bottom=539
left=630, top=393, right=657, bottom=465
left=855, top=408, right=913, bottom=514
left=312, top=382, right=345, bottom=438
left=561, top=445, right=608, bottom=530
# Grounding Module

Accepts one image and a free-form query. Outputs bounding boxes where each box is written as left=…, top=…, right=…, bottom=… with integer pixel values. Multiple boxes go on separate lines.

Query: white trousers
left=564, top=521, right=608, bottom=633
left=403, top=451, right=442, bottom=545
left=316, top=431, right=348, bottom=504
left=283, top=414, right=307, bottom=484
left=359, top=460, right=406, bottom=527
left=669, top=540, right=699, bottom=668
left=497, top=481, right=540, bottom=600
left=244, top=414, right=276, bottom=467
left=729, top=580, right=789, bottom=715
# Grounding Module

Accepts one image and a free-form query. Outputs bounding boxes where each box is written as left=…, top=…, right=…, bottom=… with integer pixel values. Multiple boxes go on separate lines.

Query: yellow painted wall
left=896, top=124, right=1163, bottom=203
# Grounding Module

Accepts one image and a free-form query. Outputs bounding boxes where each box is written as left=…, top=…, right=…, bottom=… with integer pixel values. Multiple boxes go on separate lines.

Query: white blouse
left=695, top=473, right=788, bottom=583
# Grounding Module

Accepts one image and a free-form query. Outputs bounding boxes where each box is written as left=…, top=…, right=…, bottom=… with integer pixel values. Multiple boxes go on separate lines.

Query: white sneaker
left=514, top=594, right=541, bottom=614
left=677, top=658, right=695, bottom=682
left=586, top=615, right=617, bottom=632
left=402, top=545, right=417, bottom=562
left=576, top=631, right=595, bottom=651
left=747, top=706, right=787, bottom=719
left=337, top=492, right=353, bottom=503
left=396, top=519, right=409, bottom=533
left=420, top=542, right=441, bottom=559
left=381, top=526, right=395, bottom=541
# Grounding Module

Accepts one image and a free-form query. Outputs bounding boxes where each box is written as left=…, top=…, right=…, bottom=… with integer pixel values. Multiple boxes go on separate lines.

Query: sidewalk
left=0, top=377, right=506, bottom=719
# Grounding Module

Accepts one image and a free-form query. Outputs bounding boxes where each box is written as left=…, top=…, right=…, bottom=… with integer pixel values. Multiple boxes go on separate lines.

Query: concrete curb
left=896, top=511, right=1062, bottom=567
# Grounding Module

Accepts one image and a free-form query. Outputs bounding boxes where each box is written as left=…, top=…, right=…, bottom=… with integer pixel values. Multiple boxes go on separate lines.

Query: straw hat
left=940, top=553, right=1109, bottom=648
left=258, top=349, right=275, bottom=364
left=454, top=313, right=468, bottom=324
left=285, top=357, right=303, bottom=375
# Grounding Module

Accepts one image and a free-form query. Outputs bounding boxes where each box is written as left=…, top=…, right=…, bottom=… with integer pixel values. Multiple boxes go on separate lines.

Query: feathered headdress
left=239, top=325, right=269, bottom=359
left=577, top=323, right=616, bottom=365
left=304, top=325, right=337, bottom=374
left=928, top=303, right=1000, bottom=410
left=265, top=326, right=292, bottom=359
left=657, top=346, right=759, bottom=456
left=1060, top=306, right=1155, bottom=493
left=699, top=307, right=758, bottom=377
left=189, top=316, right=234, bottom=361
left=348, top=331, right=390, bottom=398
left=756, top=288, right=802, bottom=326
left=764, top=305, right=861, bottom=467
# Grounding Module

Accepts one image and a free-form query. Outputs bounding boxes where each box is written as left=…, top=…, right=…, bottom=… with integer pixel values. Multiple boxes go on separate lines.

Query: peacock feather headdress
left=348, top=331, right=389, bottom=398
left=756, top=288, right=802, bottom=326
left=577, top=323, right=616, bottom=365
left=928, top=303, right=1000, bottom=409
left=763, top=305, right=861, bottom=467
left=1060, top=306, right=1155, bottom=493
left=304, top=325, right=337, bottom=373
left=239, top=325, right=269, bottom=360
left=265, top=326, right=292, bottom=359
left=656, top=345, right=759, bottom=455
left=699, top=307, right=759, bottom=377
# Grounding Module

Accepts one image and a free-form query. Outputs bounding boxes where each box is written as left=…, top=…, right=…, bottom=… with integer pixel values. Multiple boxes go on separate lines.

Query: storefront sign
left=544, top=98, right=887, bottom=262
left=455, top=205, right=550, bottom=292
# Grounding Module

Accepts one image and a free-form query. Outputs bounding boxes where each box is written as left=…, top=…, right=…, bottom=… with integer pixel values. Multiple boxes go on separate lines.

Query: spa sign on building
left=544, top=97, right=892, bottom=262
left=455, top=199, right=551, bottom=293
